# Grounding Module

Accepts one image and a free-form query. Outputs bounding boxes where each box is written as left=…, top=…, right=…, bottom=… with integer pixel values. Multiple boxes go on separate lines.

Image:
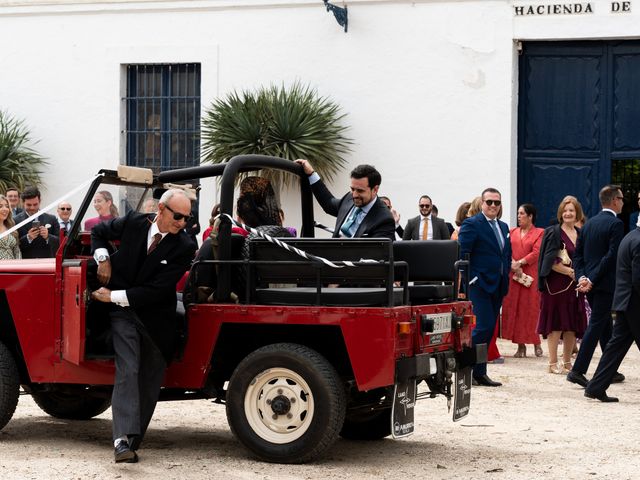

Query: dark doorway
left=518, top=41, right=640, bottom=229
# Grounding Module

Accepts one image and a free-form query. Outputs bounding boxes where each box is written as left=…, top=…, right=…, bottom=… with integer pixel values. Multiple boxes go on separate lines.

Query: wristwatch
left=97, top=254, right=108, bottom=263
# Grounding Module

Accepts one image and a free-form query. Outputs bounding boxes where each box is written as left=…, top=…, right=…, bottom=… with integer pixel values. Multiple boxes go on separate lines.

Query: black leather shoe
left=612, top=372, right=625, bottom=384
left=584, top=391, right=619, bottom=403
left=114, top=441, right=138, bottom=463
left=566, top=370, right=588, bottom=388
left=472, top=375, right=502, bottom=387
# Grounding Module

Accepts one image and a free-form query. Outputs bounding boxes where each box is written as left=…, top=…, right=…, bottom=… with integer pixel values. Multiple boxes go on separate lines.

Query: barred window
left=124, top=64, right=201, bottom=173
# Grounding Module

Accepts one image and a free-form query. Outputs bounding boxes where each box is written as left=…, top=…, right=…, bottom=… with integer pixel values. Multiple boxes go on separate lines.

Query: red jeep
left=0, top=155, right=483, bottom=463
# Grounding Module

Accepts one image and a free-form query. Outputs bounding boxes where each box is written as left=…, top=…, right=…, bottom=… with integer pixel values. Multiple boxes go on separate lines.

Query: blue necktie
left=490, top=219, right=504, bottom=250
left=340, top=207, right=362, bottom=237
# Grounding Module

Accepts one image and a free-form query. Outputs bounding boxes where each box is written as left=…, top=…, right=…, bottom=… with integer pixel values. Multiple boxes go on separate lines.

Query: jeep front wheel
left=0, top=341, right=20, bottom=431
left=226, top=343, right=346, bottom=463
left=32, top=386, right=112, bottom=420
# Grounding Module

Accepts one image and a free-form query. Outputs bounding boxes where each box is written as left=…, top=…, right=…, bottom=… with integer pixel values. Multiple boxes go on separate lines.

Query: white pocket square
left=160, top=260, right=168, bottom=264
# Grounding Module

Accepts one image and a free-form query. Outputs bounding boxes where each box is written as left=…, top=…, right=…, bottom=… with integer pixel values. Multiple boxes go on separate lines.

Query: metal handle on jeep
left=454, top=254, right=470, bottom=300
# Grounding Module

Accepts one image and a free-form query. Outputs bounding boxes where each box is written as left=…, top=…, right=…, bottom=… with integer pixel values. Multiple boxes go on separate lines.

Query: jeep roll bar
left=159, top=155, right=316, bottom=302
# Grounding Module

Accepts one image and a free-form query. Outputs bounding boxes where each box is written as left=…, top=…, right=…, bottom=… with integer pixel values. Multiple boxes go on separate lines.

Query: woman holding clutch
left=501, top=204, right=544, bottom=358
left=537, top=196, right=587, bottom=374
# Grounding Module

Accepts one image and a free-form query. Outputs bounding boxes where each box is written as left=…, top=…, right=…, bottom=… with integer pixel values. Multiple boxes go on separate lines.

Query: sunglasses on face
left=484, top=200, right=501, bottom=206
left=58, top=207, right=71, bottom=211
left=419, top=204, right=432, bottom=209
left=165, top=204, right=193, bottom=222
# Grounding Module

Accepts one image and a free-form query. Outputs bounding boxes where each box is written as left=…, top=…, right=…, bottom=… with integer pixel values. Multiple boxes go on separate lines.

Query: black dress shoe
left=584, top=391, right=619, bottom=403
left=612, top=372, right=625, bottom=384
left=114, top=441, right=138, bottom=463
left=566, top=370, right=588, bottom=388
left=472, top=375, right=502, bottom=387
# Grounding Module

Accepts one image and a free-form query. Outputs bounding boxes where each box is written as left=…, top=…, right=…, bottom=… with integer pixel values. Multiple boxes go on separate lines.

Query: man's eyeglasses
left=419, top=204, right=432, bottom=209
left=58, top=207, right=72, bottom=211
left=165, top=204, right=193, bottom=222
left=616, top=196, right=624, bottom=201
left=484, top=200, right=502, bottom=207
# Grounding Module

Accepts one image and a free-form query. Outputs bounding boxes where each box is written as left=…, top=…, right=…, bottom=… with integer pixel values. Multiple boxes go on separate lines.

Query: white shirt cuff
left=308, top=172, right=320, bottom=185
left=93, top=248, right=109, bottom=263
left=110, top=290, right=130, bottom=307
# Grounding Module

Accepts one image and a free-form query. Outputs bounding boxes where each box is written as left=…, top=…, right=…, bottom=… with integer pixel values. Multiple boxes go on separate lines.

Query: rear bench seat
left=247, top=238, right=405, bottom=307
left=392, top=240, right=459, bottom=304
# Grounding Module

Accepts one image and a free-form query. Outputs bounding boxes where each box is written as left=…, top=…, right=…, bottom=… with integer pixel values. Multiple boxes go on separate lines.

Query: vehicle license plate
left=391, top=379, right=416, bottom=438
left=453, top=366, right=472, bottom=421
left=425, top=312, right=452, bottom=334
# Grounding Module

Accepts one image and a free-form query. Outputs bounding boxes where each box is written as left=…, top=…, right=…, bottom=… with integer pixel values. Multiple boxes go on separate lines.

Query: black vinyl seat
left=393, top=240, right=459, bottom=304
left=255, top=286, right=404, bottom=307
left=248, top=238, right=401, bottom=307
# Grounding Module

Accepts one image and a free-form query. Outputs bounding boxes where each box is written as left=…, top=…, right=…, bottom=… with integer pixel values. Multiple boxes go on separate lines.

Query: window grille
left=124, top=64, right=201, bottom=173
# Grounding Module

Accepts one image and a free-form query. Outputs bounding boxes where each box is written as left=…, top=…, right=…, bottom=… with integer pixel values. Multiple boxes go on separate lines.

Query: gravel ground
left=1, top=338, right=640, bottom=479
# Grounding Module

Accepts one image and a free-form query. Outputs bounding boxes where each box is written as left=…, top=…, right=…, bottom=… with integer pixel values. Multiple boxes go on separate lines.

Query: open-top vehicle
left=0, top=155, right=484, bottom=463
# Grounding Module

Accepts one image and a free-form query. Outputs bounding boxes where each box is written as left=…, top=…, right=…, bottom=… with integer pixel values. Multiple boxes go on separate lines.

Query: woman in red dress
left=501, top=204, right=544, bottom=358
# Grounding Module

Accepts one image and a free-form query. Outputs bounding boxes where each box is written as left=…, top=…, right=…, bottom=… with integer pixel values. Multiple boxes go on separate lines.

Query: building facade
left=1, top=0, right=640, bottom=232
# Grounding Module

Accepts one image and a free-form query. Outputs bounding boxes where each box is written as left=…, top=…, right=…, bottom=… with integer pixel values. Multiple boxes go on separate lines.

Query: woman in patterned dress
left=0, top=195, right=21, bottom=259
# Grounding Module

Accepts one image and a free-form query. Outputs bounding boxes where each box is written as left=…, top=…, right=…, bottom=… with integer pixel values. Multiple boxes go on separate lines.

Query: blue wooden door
left=518, top=41, right=640, bottom=227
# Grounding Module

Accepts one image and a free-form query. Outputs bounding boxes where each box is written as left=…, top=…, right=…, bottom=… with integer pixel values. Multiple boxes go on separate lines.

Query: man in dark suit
left=567, top=185, right=625, bottom=387
left=5, top=187, right=23, bottom=217
left=295, top=159, right=395, bottom=240
left=14, top=186, right=59, bottom=258
left=56, top=201, right=74, bottom=234
left=458, top=188, right=511, bottom=387
left=402, top=195, right=451, bottom=241
left=584, top=225, right=640, bottom=402
left=90, top=189, right=196, bottom=462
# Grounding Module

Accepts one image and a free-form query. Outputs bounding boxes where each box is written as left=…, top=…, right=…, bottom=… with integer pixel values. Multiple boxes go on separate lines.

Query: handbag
left=558, top=242, right=572, bottom=266
left=512, top=272, right=533, bottom=288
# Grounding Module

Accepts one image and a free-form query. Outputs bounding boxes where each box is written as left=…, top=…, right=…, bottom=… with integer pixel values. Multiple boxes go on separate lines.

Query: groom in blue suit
left=458, top=188, right=512, bottom=387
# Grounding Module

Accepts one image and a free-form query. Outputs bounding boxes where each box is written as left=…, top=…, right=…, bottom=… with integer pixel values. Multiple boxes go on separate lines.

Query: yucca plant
left=202, top=82, right=352, bottom=188
left=0, top=111, right=47, bottom=193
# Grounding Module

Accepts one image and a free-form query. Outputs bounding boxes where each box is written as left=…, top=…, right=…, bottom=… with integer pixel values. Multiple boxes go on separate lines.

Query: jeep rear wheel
left=0, top=341, right=20, bottom=431
left=226, top=343, right=346, bottom=464
left=32, top=386, right=112, bottom=420
left=340, top=408, right=392, bottom=440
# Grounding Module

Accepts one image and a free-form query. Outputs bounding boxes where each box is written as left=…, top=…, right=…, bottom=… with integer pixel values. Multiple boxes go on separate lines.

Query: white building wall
left=0, top=0, right=640, bottom=234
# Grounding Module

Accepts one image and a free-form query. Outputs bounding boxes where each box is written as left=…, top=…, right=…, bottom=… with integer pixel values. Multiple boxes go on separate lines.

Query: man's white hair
left=159, top=188, right=189, bottom=206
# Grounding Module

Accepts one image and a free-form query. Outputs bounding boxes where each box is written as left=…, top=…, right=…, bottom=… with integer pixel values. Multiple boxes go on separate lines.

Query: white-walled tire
left=226, top=343, right=346, bottom=463
left=0, top=341, right=19, bottom=431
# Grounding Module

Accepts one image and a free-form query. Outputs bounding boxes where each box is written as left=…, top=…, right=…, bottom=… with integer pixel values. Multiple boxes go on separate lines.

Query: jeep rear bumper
left=395, top=344, right=487, bottom=382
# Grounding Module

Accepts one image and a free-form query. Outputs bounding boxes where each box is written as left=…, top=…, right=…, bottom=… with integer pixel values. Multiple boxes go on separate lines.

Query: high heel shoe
left=547, top=362, right=562, bottom=374
left=562, top=361, right=573, bottom=374
left=534, top=344, right=543, bottom=357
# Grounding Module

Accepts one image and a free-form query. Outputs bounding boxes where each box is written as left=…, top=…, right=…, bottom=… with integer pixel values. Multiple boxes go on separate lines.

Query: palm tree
left=0, top=111, right=47, bottom=193
left=202, top=82, right=352, bottom=188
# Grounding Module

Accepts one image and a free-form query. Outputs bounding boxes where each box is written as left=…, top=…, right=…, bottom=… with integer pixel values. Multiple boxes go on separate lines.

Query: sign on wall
left=513, top=1, right=632, bottom=16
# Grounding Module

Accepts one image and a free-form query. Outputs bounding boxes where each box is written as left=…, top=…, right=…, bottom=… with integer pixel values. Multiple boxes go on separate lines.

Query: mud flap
left=391, top=378, right=416, bottom=438
left=453, top=366, right=472, bottom=421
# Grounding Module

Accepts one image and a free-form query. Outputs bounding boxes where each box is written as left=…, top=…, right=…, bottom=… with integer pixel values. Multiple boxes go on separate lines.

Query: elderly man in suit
left=90, top=189, right=196, bottom=462
left=567, top=185, right=625, bottom=388
left=402, top=195, right=451, bottom=241
left=458, top=187, right=512, bottom=387
left=56, top=201, right=74, bottom=234
left=584, top=224, right=640, bottom=402
left=295, top=159, right=395, bottom=240
left=14, top=186, right=59, bottom=258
